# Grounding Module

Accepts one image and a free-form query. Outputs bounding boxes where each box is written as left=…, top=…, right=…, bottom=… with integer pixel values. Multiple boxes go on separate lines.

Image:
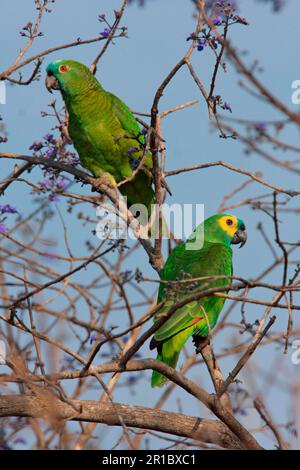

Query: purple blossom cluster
left=98, top=12, right=128, bottom=38
left=0, top=204, right=18, bottom=215
left=119, top=270, right=133, bottom=284
left=213, top=95, right=233, bottom=113
left=0, top=223, right=7, bottom=234
left=38, top=167, right=70, bottom=202
left=100, top=27, right=112, bottom=38
left=254, top=122, right=268, bottom=134
left=222, top=102, right=232, bottom=113
left=29, top=132, right=57, bottom=157
left=130, top=158, right=141, bottom=170
left=0, top=204, right=18, bottom=234
left=28, top=131, right=80, bottom=203
left=187, top=0, right=248, bottom=53
left=203, top=0, right=238, bottom=14
left=30, top=131, right=79, bottom=166
left=89, top=333, right=97, bottom=345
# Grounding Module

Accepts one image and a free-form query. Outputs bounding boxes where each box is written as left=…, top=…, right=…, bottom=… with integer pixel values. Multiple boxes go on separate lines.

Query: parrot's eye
left=226, top=219, right=233, bottom=226
left=59, top=64, right=70, bottom=73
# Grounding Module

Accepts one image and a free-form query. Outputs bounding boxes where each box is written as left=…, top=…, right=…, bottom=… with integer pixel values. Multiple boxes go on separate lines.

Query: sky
left=1, top=0, right=300, bottom=450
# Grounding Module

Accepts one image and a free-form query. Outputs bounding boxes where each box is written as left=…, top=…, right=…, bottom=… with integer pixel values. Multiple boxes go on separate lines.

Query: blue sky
left=1, top=0, right=300, bottom=449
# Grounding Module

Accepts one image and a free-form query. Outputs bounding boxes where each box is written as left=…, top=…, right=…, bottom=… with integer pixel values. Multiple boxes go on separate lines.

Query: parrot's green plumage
left=45, top=59, right=154, bottom=215
left=44, top=62, right=247, bottom=388
left=150, top=214, right=247, bottom=387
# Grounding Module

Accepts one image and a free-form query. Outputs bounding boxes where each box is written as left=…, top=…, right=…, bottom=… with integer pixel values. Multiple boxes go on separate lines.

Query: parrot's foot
left=192, top=335, right=210, bottom=354
left=93, top=173, right=117, bottom=189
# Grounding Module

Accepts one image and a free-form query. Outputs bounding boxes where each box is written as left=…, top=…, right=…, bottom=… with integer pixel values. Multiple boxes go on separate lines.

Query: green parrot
left=45, top=59, right=154, bottom=219
left=150, top=213, right=247, bottom=387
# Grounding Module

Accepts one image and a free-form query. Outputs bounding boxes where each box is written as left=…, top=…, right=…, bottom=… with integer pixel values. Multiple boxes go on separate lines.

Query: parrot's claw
left=93, top=174, right=117, bottom=189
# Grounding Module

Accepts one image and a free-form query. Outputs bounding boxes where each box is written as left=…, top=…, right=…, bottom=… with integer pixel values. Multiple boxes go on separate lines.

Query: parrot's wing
left=154, top=242, right=233, bottom=342
left=108, top=92, right=143, bottom=142
left=154, top=299, right=207, bottom=342
left=108, top=92, right=153, bottom=170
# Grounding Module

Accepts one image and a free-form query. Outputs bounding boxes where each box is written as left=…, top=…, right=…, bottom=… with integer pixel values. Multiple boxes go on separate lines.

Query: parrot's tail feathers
left=151, top=359, right=167, bottom=388
left=151, top=349, right=180, bottom=388
left=121, top=171, right=155, bottom=219
left=151, top=328, right=194, bottom=388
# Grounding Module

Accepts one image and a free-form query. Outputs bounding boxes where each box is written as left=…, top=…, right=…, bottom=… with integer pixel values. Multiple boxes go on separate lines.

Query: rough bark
left=0, top=395, right=244, bottom=450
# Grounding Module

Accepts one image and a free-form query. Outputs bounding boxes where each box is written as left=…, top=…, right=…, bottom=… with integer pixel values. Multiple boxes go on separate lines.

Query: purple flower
left=43, top=133, right=56, bottom=145
left=212, top=15, right=222, bottom=25
left=0, top=223, right=7, bottom=234
left=68, top=153, right=80, bottom=166
left=0, top=204, right=18, bottom=214
left=213, top=0, right=237, bottom=9
left=127, top=146, right=139, bottom=155
left=39, top=174, right=69, bottom=201
left=56, top=178, right=68, bottom=191
left=39, top=179, right=52, bottom=190
left=100, top=27, right=112, bottom=38
left=197, top=38, right=207, bottom=51
left=29, top=141, right=43, bottom=152
left=205, top=0, right=238, bottom=15
left=43, top=167, right=55, bottom=176
left=90, top=333, right=97, bottom=345
left=127, top=375, right=138, bottom=386
left=120, top=270, right=133, bottom=282
left=45, top=148, right=56, bottom=158
left=255, top=122, right=267, bottom=133
left=49, top=194, right=60, bottom=202
left=233, top=407, right=248, bottom=416
left=222, top=102, right=232, bottom=113
left=130, top=158, right=141, bottom=170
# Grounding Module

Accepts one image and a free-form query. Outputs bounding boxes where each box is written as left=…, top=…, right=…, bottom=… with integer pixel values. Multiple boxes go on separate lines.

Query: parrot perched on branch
left=150, top=213, right=247, bottom=387
left=45, top=59, right=155, bottom=217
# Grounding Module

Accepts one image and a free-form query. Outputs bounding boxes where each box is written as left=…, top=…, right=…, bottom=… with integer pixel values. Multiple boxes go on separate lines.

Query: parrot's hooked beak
left=45, top=72, right=60, bottom=93
left=231, top=226, right=247, bottom=248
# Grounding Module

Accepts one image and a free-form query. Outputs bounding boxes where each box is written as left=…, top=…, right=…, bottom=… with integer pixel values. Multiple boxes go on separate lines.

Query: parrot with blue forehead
left=150, top=213, right=247, bottom=387
left=45, top=59, right=154, bottom=216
